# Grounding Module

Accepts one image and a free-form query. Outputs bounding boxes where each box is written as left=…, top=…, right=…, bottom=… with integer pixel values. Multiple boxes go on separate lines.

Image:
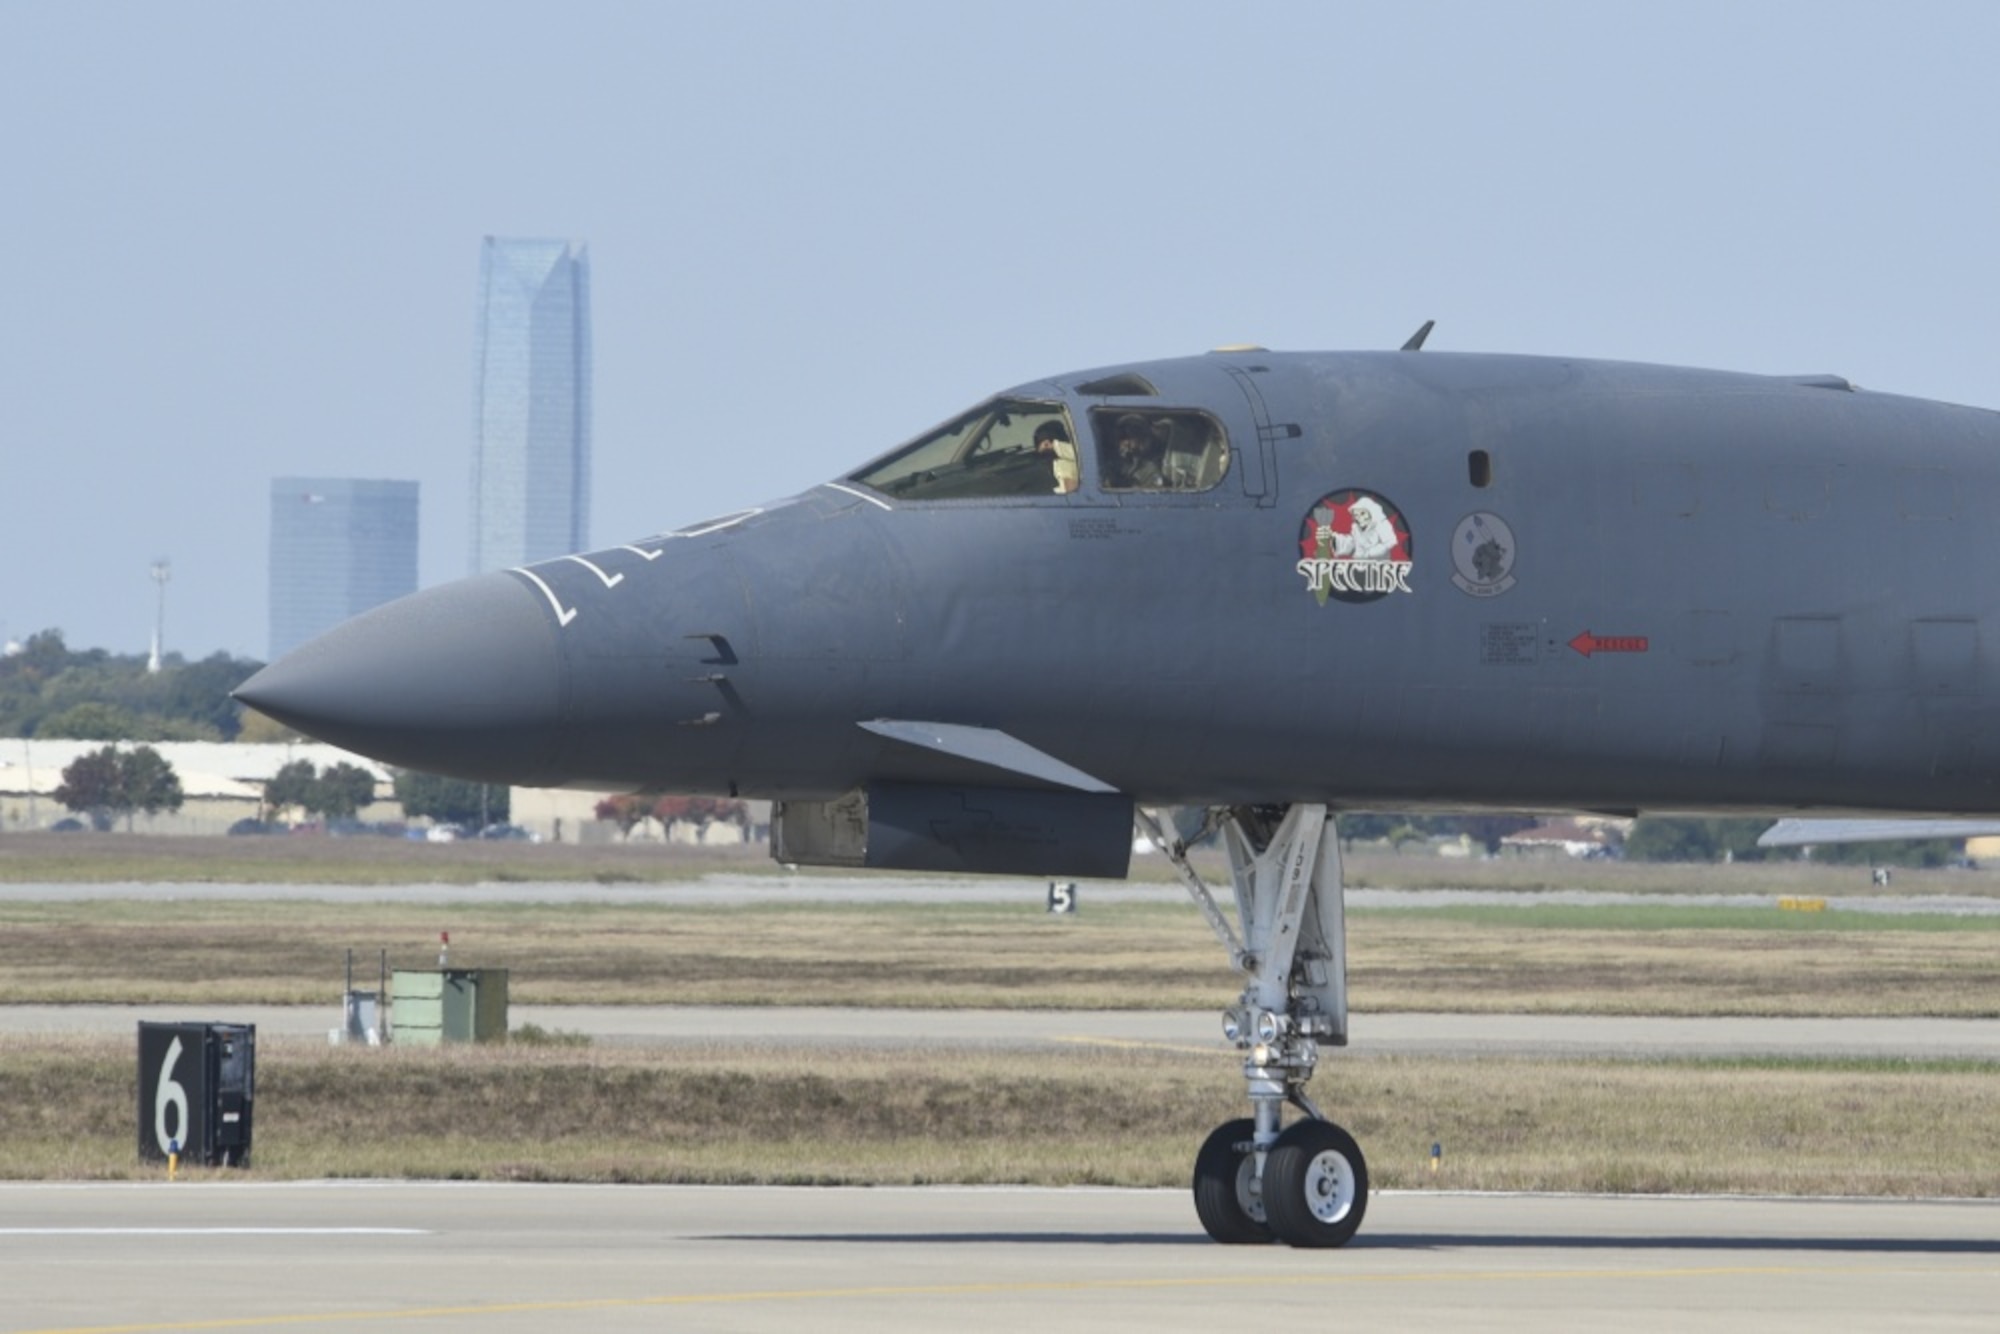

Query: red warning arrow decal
left=1568, top=630, right=1649, bottom=658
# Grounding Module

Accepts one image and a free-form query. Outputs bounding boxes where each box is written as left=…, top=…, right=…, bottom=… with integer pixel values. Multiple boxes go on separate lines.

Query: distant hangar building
left=268, top=478, right=419, bottom=660
left=470, top=236, right=591, bottom=574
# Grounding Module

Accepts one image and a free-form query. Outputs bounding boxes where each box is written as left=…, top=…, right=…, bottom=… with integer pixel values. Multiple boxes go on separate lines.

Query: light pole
left=147, top=559, right=171, bottom=674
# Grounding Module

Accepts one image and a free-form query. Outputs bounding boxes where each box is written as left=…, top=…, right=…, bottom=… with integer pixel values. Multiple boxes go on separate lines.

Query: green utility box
left=390, top=968, right=509, bottom=1045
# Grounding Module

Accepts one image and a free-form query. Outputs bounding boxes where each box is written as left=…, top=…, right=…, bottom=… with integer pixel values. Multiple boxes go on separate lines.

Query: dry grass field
left=16, top=1035, right=1998, bottom=1195
left=6, top=832, right=1998, bottom=1193
left=1, top=896, right=1996, bottom=1015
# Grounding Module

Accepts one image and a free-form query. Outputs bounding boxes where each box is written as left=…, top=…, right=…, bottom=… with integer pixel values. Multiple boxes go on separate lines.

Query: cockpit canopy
left=850, top=397, right=1229, bottom=501
left=851, top=399, right=1075, bottom=500
left=1089, top=407, right=1230, bottom=492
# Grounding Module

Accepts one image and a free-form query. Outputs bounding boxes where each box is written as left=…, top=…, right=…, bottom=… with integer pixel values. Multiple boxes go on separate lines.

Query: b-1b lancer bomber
left=238, top=331, right=2000, bottom=1247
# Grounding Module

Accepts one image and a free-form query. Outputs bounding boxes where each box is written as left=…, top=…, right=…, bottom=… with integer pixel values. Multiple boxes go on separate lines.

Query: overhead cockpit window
left=1092, top=409, right=1230, bottom=492
left=1074, top=373, right=1158, bottom=397
left=850, top=400, right=1079, bottom=500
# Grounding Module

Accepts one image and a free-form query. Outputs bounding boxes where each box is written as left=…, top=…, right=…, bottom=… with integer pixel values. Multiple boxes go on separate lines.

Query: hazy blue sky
left=4, top=2, right=1996, bottom=659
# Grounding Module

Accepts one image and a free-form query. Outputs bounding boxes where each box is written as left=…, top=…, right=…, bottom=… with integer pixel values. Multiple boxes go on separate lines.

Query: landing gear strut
left=1142, top=803, right=1369, bottom=1248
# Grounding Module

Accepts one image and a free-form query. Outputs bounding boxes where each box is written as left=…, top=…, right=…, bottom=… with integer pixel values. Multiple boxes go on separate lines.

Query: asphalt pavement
left=5, top=1183, right=1996, bottom=1333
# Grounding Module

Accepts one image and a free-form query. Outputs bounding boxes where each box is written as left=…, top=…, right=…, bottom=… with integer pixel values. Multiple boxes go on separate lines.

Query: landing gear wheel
left=1264, top=1119, right=1368, bottom=1248
left=1192, top=1118, right=1271, bottom=1244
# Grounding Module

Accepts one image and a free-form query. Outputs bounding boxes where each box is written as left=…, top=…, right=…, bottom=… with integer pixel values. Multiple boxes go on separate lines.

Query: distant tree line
left=594, top=793, right=747, bottom=836
left=393, top=771, right=509, bottom=827
left=1336, top=813, right=1539, bottom=854
left=1621, top=817, right=1957, bottom=867
left=1338, top=812, right=1958, bottom=868
left=250, top=767, right=511, bottom=829
left=52, top=744, right=185, bottom=830
left=0, top=629, right=263, bottom=741
left=262, top=760, right=381, bottom=823
left=52, top=751, right=385, bottom=832
left=46, top=750, right=519, bottom=834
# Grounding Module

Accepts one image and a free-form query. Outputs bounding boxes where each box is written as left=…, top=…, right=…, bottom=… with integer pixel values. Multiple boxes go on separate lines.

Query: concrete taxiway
left=11, top=873, right=2000, bottom=915
left=7, top=1003, right=2000, bottom=1061
left=2, top=1182, right=1996, bottom=1333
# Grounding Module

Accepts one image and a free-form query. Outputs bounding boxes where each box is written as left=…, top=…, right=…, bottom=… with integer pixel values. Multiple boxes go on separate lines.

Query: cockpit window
left=1074, top=372, right=1158, bottom=397
left=850, top=399, right=1079, bottom=500
left=1092, top=409, right=1230, bottom=492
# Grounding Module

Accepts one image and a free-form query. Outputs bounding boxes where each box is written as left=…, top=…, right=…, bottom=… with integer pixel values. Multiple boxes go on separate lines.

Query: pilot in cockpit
left=1034, top=421, right=1080, bottom=494
left=1109, top=414, right=1166, bottom=489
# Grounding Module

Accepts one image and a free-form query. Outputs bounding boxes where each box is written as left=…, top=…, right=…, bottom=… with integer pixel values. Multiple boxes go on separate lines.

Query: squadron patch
left=1297, top=490, right=1414, bottom=605
left=1450, top=511, right=1517, bottom=597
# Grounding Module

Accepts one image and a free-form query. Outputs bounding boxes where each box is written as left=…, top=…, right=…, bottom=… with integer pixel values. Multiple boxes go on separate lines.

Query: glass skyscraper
left=470, top=237, right=591, bottom=573
left=268, top=478, right=420, bottom=660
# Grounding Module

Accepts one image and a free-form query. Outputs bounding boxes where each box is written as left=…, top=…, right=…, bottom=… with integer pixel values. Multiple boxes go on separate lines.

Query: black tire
left=1263, top=1119, right=1368, bottom=1248
left=1192, top=1118, right=1272, bottom=1244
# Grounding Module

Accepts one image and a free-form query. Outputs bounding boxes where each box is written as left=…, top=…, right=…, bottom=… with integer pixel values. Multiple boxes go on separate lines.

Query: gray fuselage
left=240, top=348, right=2000, bottom=819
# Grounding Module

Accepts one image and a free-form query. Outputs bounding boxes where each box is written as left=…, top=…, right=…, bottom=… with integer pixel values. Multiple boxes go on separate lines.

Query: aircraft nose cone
left=234, top=572, right=565, bottom=784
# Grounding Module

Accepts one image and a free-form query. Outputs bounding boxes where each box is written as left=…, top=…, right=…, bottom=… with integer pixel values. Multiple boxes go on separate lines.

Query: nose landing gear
left=1145, top=803, right=1369, bottom=1248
